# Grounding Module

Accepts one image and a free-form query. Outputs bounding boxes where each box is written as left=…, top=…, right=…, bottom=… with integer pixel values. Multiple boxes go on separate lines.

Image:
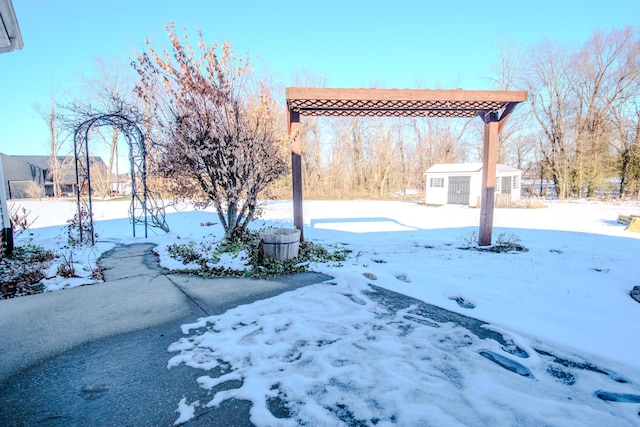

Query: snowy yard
left=8, top=198, right=640, bottom=425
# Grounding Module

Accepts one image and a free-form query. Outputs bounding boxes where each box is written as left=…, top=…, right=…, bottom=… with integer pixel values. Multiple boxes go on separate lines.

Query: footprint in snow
left=341, top=293, right=367, bottom=305
left=479, top=350, right=533, bottom=377
left=449, top=296, right=476, bottom=309
left=395, top=274, right=411, bottom=283
left=595, top=391, right=640, bottom=403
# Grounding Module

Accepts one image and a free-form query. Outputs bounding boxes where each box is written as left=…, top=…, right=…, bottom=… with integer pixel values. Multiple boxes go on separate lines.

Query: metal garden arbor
left=73, top=112, right=168, bottom=245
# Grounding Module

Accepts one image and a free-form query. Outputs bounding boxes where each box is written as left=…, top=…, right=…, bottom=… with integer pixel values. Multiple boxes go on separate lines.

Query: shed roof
left=426, top=163, right=521, bottom=174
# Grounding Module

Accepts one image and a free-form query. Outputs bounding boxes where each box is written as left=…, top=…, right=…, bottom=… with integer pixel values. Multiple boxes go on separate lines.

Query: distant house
left=3, top=155, right=107, bottom=198
left=425, top=163, right=522, bottom=206
left=12, top=155, right=75, bottom=197
left=0, top=153, right=44, bottom=199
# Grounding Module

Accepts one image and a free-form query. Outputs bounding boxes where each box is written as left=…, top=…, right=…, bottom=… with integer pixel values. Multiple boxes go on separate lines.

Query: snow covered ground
left=9, top=198, right=640, bottom=425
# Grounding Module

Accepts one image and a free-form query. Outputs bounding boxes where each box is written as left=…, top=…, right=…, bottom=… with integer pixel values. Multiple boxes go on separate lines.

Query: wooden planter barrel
left=260, top=228, right=301, bottom=261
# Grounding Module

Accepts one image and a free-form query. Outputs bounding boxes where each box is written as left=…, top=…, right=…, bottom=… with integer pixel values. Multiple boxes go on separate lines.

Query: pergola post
left=288, top=109, right=304, bottom=240
left=479, top=111, right=499, bottom=246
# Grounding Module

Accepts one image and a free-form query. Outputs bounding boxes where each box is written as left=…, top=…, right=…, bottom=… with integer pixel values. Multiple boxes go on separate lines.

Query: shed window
left=430, top=178, right=444, bottom=188
left=513, top=175, right=520, bottom=189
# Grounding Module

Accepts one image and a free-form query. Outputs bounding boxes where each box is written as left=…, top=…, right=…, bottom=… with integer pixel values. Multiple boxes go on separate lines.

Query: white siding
left=425, top=163, right=522, bottom=206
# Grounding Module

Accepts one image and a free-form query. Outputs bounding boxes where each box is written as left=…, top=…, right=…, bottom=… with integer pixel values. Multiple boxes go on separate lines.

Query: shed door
left=501, top=176, right=512, bottom=194
left=447, top=176, right=471, bottom=205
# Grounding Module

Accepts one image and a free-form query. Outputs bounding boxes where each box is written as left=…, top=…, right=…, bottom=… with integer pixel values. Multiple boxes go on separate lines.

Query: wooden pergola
left=286, top=87, right=528, bottom=246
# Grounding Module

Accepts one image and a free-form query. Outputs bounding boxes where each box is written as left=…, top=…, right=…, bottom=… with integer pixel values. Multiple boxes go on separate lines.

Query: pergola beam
left=498, top=101, right=519, bottom=134
left=287, top=87, right=527, bottom=103
left=286, top=87, right=527, bottom=246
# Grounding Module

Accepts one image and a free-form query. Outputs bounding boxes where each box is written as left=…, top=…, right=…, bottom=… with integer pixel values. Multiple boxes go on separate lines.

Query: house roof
left=11, top=155, right=107, bottom=184
left=0, top=152, right=42, bottom=172
left=426, top=162, right=521, bottom=174
left=11, top=156, right=54, bottom=170
left=12, top=155, right=106, bottom=170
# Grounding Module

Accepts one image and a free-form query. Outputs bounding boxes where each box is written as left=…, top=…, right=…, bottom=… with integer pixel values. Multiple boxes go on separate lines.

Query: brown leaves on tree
left=132, top=23, right=287, bottom=239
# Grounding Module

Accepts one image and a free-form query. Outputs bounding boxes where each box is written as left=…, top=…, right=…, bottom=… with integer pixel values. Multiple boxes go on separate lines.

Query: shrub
left=164, top=230, right=351, bottom=278
left=56, top=251, right=77, bottom=278
left=495, top=232, right=521, bottom=246
left=0, top=244, right=55, bottom=298
left=517, top=197, right=547, bottom=209
left=66, top=206, right=97, bottom=246
left=242, top=230, right=351, bottom=277
left=8, top=203, right=38, bottom=238
left=458, top=230, right=479, bottom=247
left=458, top=230, right=528, bottom=253
left=492, top=232, right=528, bottom=253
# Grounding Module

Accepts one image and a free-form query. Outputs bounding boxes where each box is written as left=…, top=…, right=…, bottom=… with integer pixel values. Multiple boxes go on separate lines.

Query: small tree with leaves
left=133, top=24, right=288, bottom=240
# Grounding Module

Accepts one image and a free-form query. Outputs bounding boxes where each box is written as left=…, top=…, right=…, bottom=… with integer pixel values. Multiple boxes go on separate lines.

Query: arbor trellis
left=73, top=112, right=168, bottom=245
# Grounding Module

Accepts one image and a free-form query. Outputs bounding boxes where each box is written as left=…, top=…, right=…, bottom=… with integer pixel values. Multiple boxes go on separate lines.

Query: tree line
left=48, top=24, right=639, bottom=214
left=520, top=27, right=640, bottom=198
left=276, top=26, right=640, bottom=200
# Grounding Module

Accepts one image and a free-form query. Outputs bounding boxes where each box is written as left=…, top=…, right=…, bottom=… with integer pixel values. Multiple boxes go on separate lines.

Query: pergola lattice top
left=286, top=88, right=527, bottom=118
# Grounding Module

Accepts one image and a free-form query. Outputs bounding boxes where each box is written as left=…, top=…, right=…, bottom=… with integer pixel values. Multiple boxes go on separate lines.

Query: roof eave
left=0, top=0, right=23, bottom=54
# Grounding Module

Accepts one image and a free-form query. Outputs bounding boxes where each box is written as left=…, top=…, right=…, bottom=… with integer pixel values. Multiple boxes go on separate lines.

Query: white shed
left=425, top=163, right=522, bottom=206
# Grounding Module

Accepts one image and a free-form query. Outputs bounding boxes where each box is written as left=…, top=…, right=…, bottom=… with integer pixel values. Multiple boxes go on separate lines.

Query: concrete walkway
left=2, top=244, right=638, bottom=426
left=0, top=243, right=331, bottom=426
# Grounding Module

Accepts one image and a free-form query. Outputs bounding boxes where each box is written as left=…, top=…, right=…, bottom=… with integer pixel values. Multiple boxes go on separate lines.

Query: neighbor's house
left=425, top=163, right=522, bottom=206
left=0, top=153, right=44, bottom=199
left=12, top=155, right=77, bottom=197
left=2, top=155, right=107, bottom=198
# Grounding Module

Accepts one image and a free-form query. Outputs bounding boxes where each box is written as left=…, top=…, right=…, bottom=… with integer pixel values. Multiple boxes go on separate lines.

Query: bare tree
left=47, top=103, right=62, bottom=197
left=613, top=106, right=640, bottom=197
left=369, top=118, right=397, bottom=197
left=417, top=118, right=469, bottom=166
left=301, top=116, right=324, bottom=195
left=521, top=39, right=577, bottom=198
left=89, top=162, right=112, bottom=199
left=348, top=117, right=367, bottom=193
left=133, top=23, right=288, bottom=239
left=486, top=37, right=536, bottom=169
left=571, top=27, right=639, bottom=196
left=287, top=69, right=329, bottom=198
left=323, top=119, right=350, bottom=196
left=611, top=76, right=640, bottom=197
left=518, top=26, right=640, bottom=199
left=81, top=57, right=136, bottom=197
left=593, top=27, right=640, bottom=198
left=35, top=92, right=66, bottom=198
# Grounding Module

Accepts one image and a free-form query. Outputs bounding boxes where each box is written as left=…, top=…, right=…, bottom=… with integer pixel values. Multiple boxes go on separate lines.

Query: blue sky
left=1, top=0, right=638, bottom=156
